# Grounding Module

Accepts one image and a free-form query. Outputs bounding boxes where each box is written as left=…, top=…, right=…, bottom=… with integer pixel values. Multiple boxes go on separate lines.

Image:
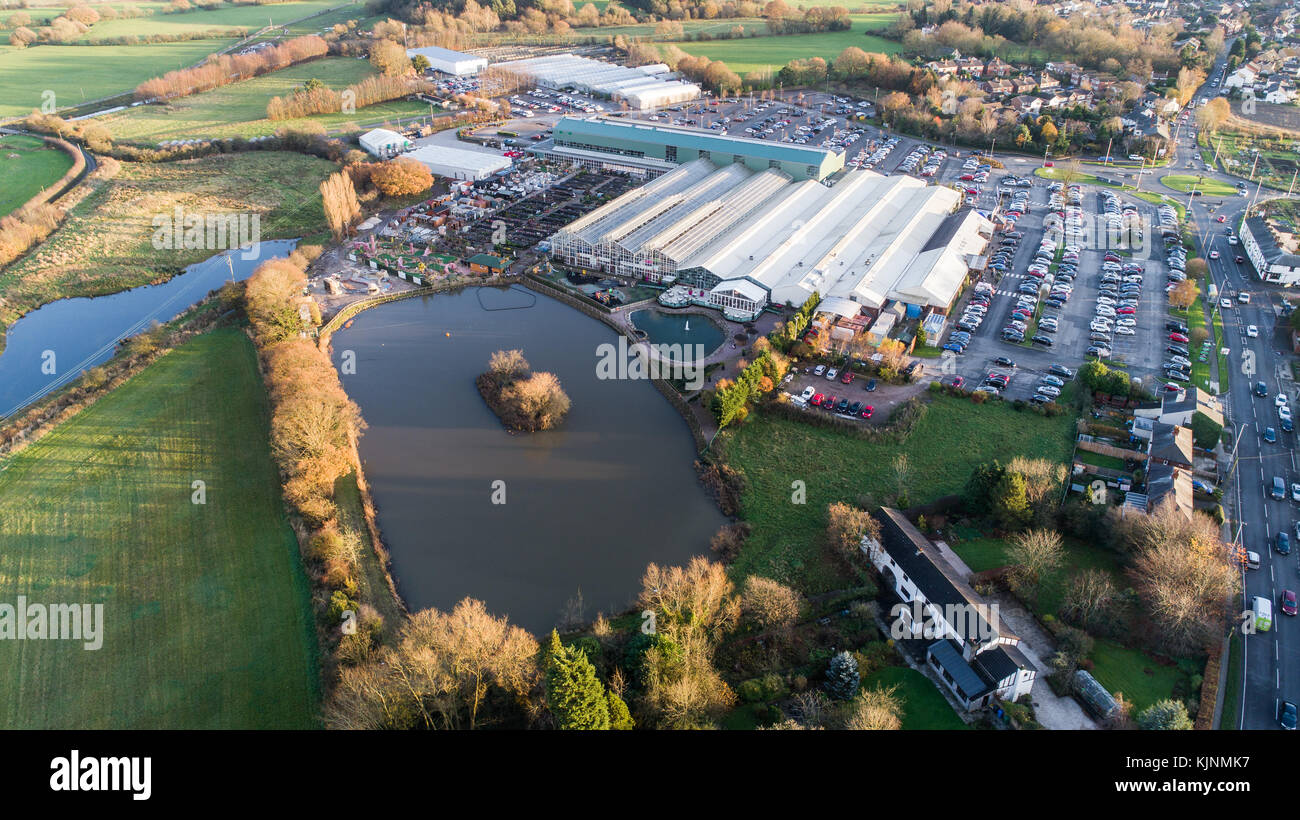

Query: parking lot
left=926, top=162, right=1183, bottom=400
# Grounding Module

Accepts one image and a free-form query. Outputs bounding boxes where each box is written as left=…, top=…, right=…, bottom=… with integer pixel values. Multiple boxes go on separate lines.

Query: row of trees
left=710, top=337, right=790, bottom=428
left=134, top=34, right=328, bottom=101
left=266, top=74, right=424, bottom=120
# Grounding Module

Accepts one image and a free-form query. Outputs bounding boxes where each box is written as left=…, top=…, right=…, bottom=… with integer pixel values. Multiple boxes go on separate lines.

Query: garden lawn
left=0, top=150, right=335, bottom=351
left=667, top=16, right=900, bottom=75
left=863, top=666, right=968, bottom=730
left=947, top=534, right=1124, bottom=618
left=103, top=56, right=427, bottom=141
left=0, top=328, right=319, bottom=728
left=0, top=133, right=74, bottom=217
left=720, top=393, right=1075, bottom=592
left=1088, top=639, right=1188, bottom=715
left=0, top=39, right=236, bottom=120
left=1160, top=174, right=1238, bottom=197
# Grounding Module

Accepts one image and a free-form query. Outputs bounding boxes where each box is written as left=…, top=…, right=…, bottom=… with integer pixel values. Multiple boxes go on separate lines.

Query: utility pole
left=1249, top=148, right=1260, bottom=182
left=1212, top=134, right=1223, bottom=168
left=1289, top=167, right=1298, bottom=197
left=1104, top=136, right=1113, bottom=165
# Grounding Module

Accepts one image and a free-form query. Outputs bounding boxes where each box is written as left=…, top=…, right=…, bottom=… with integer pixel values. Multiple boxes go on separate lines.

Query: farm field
left=0, top=39, right=236, bottom=120
left=103, top=56, right=428, bottom=141
left=0, top=150, right=334, bottom=345
left=666, top=15, right=901, bottom=75
left=719, top=394, right=1075, bottom=593
left=0, top=328, right=319, bottom=728
left=0, top=133, right=74, bottom=217
left=67, top=0, right=347, bottom=41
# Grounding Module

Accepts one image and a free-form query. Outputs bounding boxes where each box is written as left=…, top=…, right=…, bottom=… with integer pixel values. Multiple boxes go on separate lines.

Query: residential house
left=1145, top=461, right=1195, bottom=519
left=982, top=78, right=1013, bottom=97
left=862, top=507, right=1037, bottom=712
left=984, top=57, right=1012, bottom=79
left=1147, top=421, right=1194, bottom=469
left=1241, top=215, right=1300, bottom=286
left=1007, top=95, right=1043, bottom=117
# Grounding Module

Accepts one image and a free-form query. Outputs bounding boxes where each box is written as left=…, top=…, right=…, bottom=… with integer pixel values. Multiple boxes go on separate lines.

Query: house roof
left=1246, top=215, right=1300, bottom=269
left=874, top=508, right=1007, bottom=645
left=973, top=645, right=1022, bottom=684
left=1149, top=421, right=1194, bottom=465
left=467, top=253, right=507, bottom=267
left=1146, top=461, right=1194, bottom=518
left=928, top=639, right=994, bottom=700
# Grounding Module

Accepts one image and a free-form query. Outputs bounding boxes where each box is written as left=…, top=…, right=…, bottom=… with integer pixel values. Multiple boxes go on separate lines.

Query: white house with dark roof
left=862, top=507, right=1037, bottom=711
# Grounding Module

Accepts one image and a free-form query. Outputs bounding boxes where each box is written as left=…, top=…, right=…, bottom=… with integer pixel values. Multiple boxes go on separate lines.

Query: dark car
left=1266, top=427, right=1278, bottom=443
left=1284, top=590, right=1298, bottom=617
left=1048, top=364, right=1073, bottom=379
left=864, top=378, right=877, bottom=392
left=1167, top=344, right=1190, bottom=356
left=848, top=401, right=863, bottom=415
left=836, top=398, right=850, bottom=413
left=1284, top=417, right=1295, bottom=433
left=994, top=357, right=1017, bottom=368
left=1278, top=532, right=1292, bottom=556
left=1166, top=320, right=1189, bottom=334
left=1256, top=381, right=1270, bottom=398
left=1282, top=701, right=1298, bottom=730
left=1031, top=334, right=1054, bottom=347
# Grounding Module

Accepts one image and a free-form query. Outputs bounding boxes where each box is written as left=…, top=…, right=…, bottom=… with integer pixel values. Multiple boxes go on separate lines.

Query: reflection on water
left=333, top=287, right=722, bottom=634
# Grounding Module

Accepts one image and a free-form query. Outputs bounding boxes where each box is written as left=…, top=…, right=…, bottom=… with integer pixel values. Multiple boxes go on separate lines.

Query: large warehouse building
left=549, top=158, right=990, bottom=320
left=492, top=54, right=700, bottom=110
left=359, top=128, right=411, bottom=159
left=406, top=45, right=488, bottom=76
left=538, top=116, right=845, bottom=181
left=405, top=143, right=512, bottom=180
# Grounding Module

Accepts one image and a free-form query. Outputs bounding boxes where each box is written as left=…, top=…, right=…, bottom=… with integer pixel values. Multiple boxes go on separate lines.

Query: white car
left=1282, top=404, right=1294, bottom=422
left=825, top=368, right=839, bottom=380
left=800, top=386, right=815, bottom=401
left=1209, top=250, right=1220, bottom=259
left=1277, top=393, right=1290, bottom=408
left=1116, top=318, right=1136, bottom=327
left=1247, top=325, right=1259, bottom=338
left=1239, top=292, right=1251, bottom=304
left=1221, top=297, right=1232, bottom=309
left=1115, top=325, right=1136, bottom=335
left=813, top=364, right=826, bottom=376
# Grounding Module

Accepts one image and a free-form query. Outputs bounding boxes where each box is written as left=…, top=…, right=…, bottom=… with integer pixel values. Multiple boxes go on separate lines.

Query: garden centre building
left=549, top=157, right=991, bottom=321
left=536, top=115, right=844, bottom=180
left=406, top=45, right=488, bottom=76
left=491, top=54, right=700, bottom=110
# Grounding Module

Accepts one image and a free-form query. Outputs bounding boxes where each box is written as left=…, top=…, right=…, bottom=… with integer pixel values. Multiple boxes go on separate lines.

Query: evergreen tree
left=964, top=460, right=1005, bottom=513
left=991, top=470, right=1032, bottom=531
left=545, top=631, right=611, bottom=730
left=824, top=650, right=860, bottom=700
left=607, top=690, right=635, bottom=730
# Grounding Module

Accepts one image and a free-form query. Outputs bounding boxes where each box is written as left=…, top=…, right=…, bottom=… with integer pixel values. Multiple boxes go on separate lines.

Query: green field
left=1161, top=174, right=1238, bottom=196
left=70, top=0, right=348, bottom=41
left=0, top=150, right=334, bottom=348
left=0, top=39, right=236, bottom=119
left=0, top=328, right=319, bottom=728
left=0, top=133, right=74, bottom=217
left=103, top=55, right=428, bottom=141
left=667, top=15, right=901, bottom=75
left=862, top=666, right=968, bottom=730
left=719, top=394, right=1075, bottom=593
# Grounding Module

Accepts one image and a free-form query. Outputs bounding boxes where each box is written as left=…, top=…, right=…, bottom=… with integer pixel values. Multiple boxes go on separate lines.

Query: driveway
left=989, top=589, right=1099, bottom=730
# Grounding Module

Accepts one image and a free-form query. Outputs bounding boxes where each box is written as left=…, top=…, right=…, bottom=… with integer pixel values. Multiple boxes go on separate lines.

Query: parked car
left=864, top=378, right=877, bottom=392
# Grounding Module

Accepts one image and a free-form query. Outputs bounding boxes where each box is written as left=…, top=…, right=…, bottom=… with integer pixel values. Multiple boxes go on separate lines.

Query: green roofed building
left=539, top=116, right=844, bottom=181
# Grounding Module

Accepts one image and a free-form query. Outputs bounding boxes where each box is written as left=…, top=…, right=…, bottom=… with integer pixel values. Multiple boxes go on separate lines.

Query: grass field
left=1088, top=639, right=1189, bottom=715
left=0, top=328, right=319, bottom=728
left=103, top=55, right=429, bottom=141
left=69, top=0, right=347, bottom=42
left=1161, top=174, right=1238, bottom=197
left=719, top=394, right=1075, bottom=593
left=862, top=666, right=968, bottom=730
left=0, top=133, right=74, bottom=217
left=666, top=15, right=901, bottom=75
left=0, top=39, right=236, bottom=120
left=0, top=150, right=334, bottom=345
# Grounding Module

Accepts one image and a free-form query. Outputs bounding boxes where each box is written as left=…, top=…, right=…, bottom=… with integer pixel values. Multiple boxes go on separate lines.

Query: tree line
left=134, top=35, right=328, bottom=102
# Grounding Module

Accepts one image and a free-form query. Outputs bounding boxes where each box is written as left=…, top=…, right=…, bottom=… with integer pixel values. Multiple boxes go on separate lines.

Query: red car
left=811, top=393, right=825, bottom=407
left=1044, top=160, right=1054, bottom=167
left=822, top=395, right=838, bottom=410
left=1163, top=382, right=1182, bottom=392
left=960, top=173, right=975, bottom=181
left=1217, top=215, right=1226, bottom=223
left=948, top=376, right=965, bottom=388
left=1115, top=306, right=1136, bottom=314
left=841, top=371, right=854, bottom=385
left=1236, top=256, right=1245, bottom=264
left=860, top=405, right=874, bottom=419
left=1284, top=589, right=1298, bottom=616
left=1169, top=332, right=1189, bottom=343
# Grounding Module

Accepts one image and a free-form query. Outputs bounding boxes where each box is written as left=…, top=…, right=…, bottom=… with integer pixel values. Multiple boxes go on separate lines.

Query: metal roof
left=556, top=115, right=839, bottom=166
